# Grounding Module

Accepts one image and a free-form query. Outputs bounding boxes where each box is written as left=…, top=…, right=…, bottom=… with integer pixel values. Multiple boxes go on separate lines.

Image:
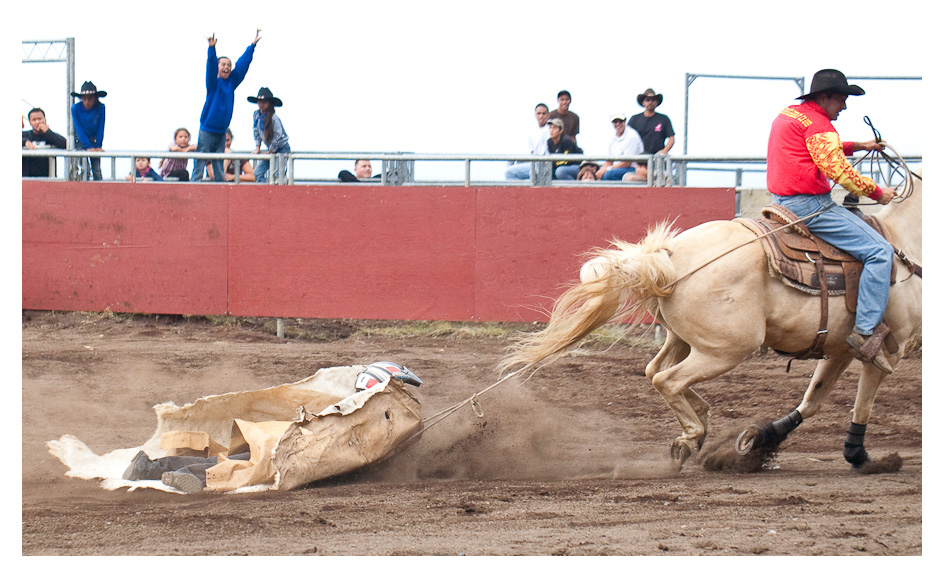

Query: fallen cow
left=47, top=363, right=423, bottom=493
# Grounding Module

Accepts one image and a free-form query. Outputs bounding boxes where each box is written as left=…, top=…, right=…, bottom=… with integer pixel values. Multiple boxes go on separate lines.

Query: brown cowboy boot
left=846, top=322, right=894, bottom=374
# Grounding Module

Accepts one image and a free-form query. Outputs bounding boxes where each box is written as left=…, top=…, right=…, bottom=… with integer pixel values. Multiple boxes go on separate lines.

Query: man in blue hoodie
left=70, top=81, right=107, bottom=180
left=192, top=30, right=261, bottom=182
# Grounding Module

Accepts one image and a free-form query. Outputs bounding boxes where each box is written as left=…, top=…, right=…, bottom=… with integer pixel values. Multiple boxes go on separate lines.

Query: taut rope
left=405, top=367, right=531, bottom=444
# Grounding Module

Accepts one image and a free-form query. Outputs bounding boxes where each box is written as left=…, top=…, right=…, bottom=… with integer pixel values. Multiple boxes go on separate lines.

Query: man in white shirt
left=597, top=113, right=644, bottom=181
left=505, top=103, right=551, bottom=180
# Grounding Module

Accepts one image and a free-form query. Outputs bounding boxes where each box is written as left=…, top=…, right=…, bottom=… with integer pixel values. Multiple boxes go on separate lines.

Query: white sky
left=11, top=0, right=932, bottom=184
left=6, top=2, right=943, bottom=558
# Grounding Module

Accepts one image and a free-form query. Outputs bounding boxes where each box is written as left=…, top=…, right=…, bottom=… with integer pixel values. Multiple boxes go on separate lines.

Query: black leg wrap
left=762, top=409, right=803, bottom=442
left=843, top=422, right=870, bottom=466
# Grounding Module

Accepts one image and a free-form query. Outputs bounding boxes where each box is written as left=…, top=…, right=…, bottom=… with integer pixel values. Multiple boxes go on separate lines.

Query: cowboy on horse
left=767, top=69, right=896, bottom=373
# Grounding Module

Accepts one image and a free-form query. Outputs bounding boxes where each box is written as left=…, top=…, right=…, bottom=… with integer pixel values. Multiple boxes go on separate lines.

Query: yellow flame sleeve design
left=806, top=132, right=877, bottom=197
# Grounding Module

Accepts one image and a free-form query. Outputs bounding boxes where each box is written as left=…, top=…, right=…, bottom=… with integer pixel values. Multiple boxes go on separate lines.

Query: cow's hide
left=46, top=365, right=423, bottom=493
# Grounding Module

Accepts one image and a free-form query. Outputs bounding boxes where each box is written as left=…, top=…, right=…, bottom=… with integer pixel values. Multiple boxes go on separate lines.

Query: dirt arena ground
left=22, top=311, right=922, bottom=556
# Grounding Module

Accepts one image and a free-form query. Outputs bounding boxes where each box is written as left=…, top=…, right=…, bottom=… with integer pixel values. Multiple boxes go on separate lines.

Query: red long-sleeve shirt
left=767, top=100, right=881, bottom=200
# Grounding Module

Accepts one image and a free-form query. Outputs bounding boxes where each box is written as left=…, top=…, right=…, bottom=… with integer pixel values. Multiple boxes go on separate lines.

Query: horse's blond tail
left=501, top=222, right=679, bottom=373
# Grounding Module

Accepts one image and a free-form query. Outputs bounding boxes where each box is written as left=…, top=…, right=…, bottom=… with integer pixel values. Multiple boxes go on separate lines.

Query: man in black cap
left=766, top=69, right=895, bottom=374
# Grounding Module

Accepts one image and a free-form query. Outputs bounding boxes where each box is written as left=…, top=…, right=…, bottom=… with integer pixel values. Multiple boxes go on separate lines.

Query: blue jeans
left=554, top=164, right=580, bottom=180
left=74, top=140, right=102, bottom=180
left=602, top=167, right=635, bottom=180
left=505, top=163, right=532, bottom=180
left=254, top=144, right=291, bottom=183
left=773, top=193, right=893, bottom=335
left=192, top=130, right=226, bottom=182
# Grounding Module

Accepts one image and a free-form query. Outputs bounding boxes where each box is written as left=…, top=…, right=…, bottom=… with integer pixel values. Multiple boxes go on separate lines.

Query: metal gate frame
left=22, top=38, right=76, bottom=178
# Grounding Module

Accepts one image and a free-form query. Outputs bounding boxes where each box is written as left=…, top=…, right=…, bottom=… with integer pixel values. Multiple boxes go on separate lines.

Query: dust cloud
left=370, top=383, right=677, bottom=483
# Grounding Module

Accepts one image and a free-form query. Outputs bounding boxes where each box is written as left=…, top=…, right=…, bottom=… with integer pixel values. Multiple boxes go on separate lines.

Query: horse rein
left=663, top=209, right=827, bottom=290
left=665, top=194, right=921, bottom=291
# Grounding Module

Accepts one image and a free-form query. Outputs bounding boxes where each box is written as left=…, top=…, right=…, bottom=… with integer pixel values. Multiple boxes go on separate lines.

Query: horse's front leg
left=737, top=354, right=853, bottom=454
left=844, top=352, right=900, bottom=470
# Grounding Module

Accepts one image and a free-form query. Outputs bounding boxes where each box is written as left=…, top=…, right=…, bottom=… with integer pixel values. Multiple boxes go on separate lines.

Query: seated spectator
left=158, top=127, right=196, bottom=181
left=207, top=129, right=255, bottom=182
left=126, top=157, right=163, bottom=181
left=546, top=118, right=582, bottom=179
left=598, top=113, right=645, bottom=181
left=505, top=103, right=551, bottom=181
left=22, top=108, right=67, bottom=177
left=577, top=161, right=599, bottom=181
left=338, top=159, right=381, bottom=182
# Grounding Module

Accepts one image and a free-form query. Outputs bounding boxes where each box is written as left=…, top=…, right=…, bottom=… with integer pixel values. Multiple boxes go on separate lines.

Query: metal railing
left=22, top=148, right=921, bottom=188
left=22, top=149, right=663, bottom=186
left=667, top=155, right=923, bottom=187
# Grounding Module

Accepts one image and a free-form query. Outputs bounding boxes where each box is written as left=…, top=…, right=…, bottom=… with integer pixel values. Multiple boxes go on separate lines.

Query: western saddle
left=735, top=203, right=900, bottom=362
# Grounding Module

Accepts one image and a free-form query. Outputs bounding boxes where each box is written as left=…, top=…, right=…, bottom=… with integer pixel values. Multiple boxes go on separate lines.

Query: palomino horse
left=503, top=168, right=921, bottom=470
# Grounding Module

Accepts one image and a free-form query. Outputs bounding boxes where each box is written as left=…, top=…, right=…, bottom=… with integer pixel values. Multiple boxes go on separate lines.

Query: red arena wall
left=22, top=181, right=735, bottom=322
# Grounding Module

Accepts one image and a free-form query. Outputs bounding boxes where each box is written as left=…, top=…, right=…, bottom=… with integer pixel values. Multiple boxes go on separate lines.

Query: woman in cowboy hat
left=70, top=81, right=107, bottom=180
left=248, top=87, right=291, bottom=183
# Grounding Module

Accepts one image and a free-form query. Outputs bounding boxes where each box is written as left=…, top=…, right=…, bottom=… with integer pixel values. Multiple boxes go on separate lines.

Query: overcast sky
left=13, top=0, right=931, bottom=183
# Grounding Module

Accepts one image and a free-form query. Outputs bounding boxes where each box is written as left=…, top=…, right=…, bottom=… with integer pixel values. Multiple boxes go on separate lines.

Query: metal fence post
left=532, top=160, right=552, bottom=186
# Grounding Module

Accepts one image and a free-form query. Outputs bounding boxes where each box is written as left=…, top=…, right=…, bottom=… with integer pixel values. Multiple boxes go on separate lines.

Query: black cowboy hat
left=247, top=87, right=283, bottom=107
left=71, top=81, right=107, bottom=98
left=797, top=69, right=865, bottom=100
left=637, top=88, right=663, bottom=107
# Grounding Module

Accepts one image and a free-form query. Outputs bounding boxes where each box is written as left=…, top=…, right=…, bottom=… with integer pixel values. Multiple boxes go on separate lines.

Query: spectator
left=125, top=157, right=163, bottom=181
left=70, top=81, right=107, bottom=180
left=505, top=103, right=551, bottom=181
left=577, top=161, right=599, bottom=181
left=339, top=159, right=381, bottom=182
left=598, top=113, right=644, bottom=181
left=207, top=128, right=255, bottom=182
left=158, top=128, right=195, bottom=181
left=22, top=108, right=67, bottom=178
left=546, top=118, right=583, bottom=179
left=192, top=30, right=261, bottom=182
left=249, top=87, right=291, bottom=183
left=628, top=88, right=675, bottom=156
left=548, top=90, right=579, bottom=143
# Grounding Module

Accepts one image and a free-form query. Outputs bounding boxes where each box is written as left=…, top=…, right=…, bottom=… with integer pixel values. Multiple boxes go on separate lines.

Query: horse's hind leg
left=650, top=348, right=748, bottom=468
left=645, top=330, right=709, bottom=436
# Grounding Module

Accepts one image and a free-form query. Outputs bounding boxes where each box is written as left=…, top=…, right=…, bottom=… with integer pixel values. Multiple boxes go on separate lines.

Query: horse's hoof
left=670, top=439, right=694, bottom=470
left=735, top=426, right=764, bottom=456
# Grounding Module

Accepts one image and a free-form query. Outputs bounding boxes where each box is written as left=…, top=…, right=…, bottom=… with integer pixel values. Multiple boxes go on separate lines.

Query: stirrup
left=846, top=323, right=894, bottom=374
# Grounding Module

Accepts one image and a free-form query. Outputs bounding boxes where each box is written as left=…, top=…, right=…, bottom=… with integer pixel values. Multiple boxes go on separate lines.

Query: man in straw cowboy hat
left=766, top=69, right=896, bottom=373
left=192, top=29, right=261, bottom=182
left=70, top=81, right=107, bottom=180
left=628, top=88, right=675, bottom=156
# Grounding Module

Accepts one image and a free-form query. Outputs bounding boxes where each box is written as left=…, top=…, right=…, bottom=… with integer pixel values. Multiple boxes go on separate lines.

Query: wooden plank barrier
left=22, top=181, right=735, bottom=322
